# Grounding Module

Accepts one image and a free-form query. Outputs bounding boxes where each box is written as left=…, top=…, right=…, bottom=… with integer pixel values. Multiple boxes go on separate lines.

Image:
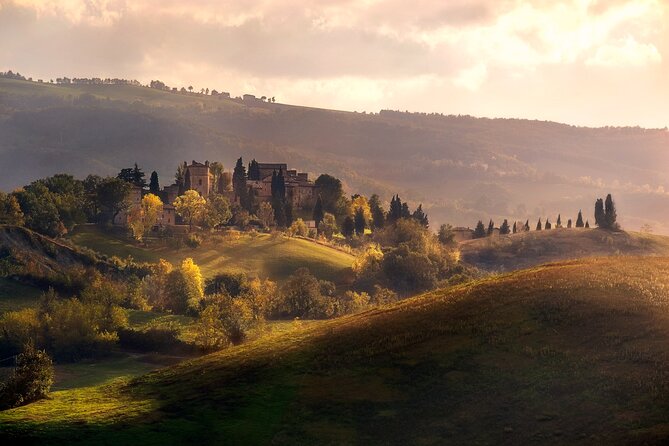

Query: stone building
left=247, top=163, right=317, bottom=209
left=184, top=160, right=213, bottom=197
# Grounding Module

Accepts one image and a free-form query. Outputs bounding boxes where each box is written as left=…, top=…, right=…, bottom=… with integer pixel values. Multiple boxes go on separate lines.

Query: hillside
left=2, top=77, right=669, bottom=233
left=4, top=257, right=669, bottom=444
left=459, top=228, right=669, bottom=271
left=68, top=225, right=355, bottom=284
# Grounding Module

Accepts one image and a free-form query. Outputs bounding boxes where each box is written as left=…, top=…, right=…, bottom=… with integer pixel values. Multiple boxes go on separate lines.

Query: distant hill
left=459, top=228, right=669, bottom=271
left=2, top=77, right=669, bottom=232
left=4, top=256, right=669, bottom=444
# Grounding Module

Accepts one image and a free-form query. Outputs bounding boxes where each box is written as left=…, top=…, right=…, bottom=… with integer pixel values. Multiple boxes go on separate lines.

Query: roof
left=257, top=163, right=287, bottom=169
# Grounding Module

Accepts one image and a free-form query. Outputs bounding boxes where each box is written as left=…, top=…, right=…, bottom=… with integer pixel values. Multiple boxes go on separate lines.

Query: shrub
left=185, top=233, right=202, bottom=248
left=0, top=308, right=41, bottom=358
left=0, top=344, right=54, bottom=409
left=117, top=323, right=187, bottom=353
left=332, top=291, right=370, bottom=316
left=287, top=218, right=308, bottom=237
left=277, top=268, right=334, bottom=319
left=196, top=294, right=256, bottom=347
left=352, top=243, right=384, bottom=278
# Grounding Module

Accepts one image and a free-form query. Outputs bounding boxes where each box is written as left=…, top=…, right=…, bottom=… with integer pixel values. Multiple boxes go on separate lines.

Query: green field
left=4, top=256, right=669, bottom=444
left=68, top=226, right=355, bottom=283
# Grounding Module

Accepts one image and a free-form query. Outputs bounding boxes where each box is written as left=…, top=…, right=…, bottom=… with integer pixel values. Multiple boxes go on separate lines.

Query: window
left=199, top=179, right=203, bottom=185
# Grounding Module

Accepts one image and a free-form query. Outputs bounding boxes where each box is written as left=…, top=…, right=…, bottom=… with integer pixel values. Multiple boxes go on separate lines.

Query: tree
left=545, top=219, right=552, bottom=230
left=487, top=219, right=495, bottom=236
left=524, top=219, right=530, bottom=231
left=0, top=344, right=54, bottom=409
left=349, top=195, right=372, bottom=225
left=473, top=220, right=486, bottom=238
left=318, top=213, right=338, bottom=240
left=576, top=210, right=584, bottom=228
left=354, top=207, right=366, bottom=236
left=438, top=224, right=455, bottom=246
left=288, top=218, right=308, bottom=237
left=278, top=268, right=332, bottom=318
left=556, top=214, right=562, bottom=228
left=247, top=159, right=260, bottom=181
left=203, top=194, right=232, bottom=228
left=342, top=216, right=355, bottom=238
left=604, top=194, right=618, bottom=230
left=369, top=194, right=385, bottom=230
left=594, top=198, right=605, bottom=228
left=128, top=193, right=163, bottom=240
left=257, top=202, right=274, bottom=230
left=499, top=219, right=510, bottom=235
left=173, top=190, right=207, bottom=231
left=314, top=174, right=345, bottom=216
left=412, top=204, right=429, bottom=227
left=401, top=202, right=411, bottom=219
left=13, top=184, right=65, bottom=237
left=284, top=201, right=293, bottom=227
left=175, top=163, right=186, bottom=195
left=387, top=195, right=402, bottom=223
left=312, top=195, right=324, bottom=227
left=149, top=171, right=160, bottom=195
left=0, top=192, right=24, bottom=226
left=512, top=221, right=517, bottom=234
left=97, top=177, right=131, bottom=224
left=585, top=220, right=590, bottom=228
left=536, top=218, right=542, bottom=231
left=567, top=219, right=572, bottom=228
left=164, top=258, right=203, bottom=314
left=232, top=157, right=248, bottom=209
left=271, top=197, right=286, bottom=228
left=117, top=163, right=146, bottom=188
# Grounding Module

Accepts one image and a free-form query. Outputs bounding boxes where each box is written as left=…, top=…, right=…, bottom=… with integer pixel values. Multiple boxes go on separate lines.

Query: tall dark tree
left=576, top=210, right=584, bottom=228
left=556, top=214, right=562, bottom=228
left=342, top=216, right=355, bottom=238
left=284, top=201, right=293, bottom=227
left=585, top=220, right=590, bottom=228
left=412, top=204, right=428, bottom=227
left=315, top=174, right=344, bottom=216
left=487, top=219, right=495, bottom=236
left=247, top=159, right=261, bottom=181
left=604, top=193, right=618, bottom=229
left=567, top=219, right=572, bottom=228
left=387, top=195, right=402, bottom=223
left=232, top=157, right=249, bottom=209
left=132, top=163, right=146, bottom=188
left=536, top=218, right=542, bottom=231
left=369, top=194, right=385, bottom=230
left=473, top=220, right=486, bottom=239
left=184, top=169, right=192, bottom=191
left=354, top=207, right=366, bottom=236
left=524, top=219, right=530, bottom=231
left=500, top=219, right=510, bottom=235
left=594, top=198, right=605, bottom=228
left=512, top=221, right=517, bottom=234
left=176, top=163, right=186, bottom=195
left=401, top=202, right=411, bottom=219
left=545, top=219, right=552, bottom=230
left=149, top=171, right=160, bottom=195
left=312, top=195, right=324, bottom=227
left=271, top=197, right=286, bottom=228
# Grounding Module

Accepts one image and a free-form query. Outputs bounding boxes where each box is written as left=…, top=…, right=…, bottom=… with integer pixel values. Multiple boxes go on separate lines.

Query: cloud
left=1, top=0, right=668, bottom=127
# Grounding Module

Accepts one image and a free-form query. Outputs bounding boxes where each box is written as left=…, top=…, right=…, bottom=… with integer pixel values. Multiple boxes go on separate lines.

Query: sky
left=1, top=0, right=668, bottom=128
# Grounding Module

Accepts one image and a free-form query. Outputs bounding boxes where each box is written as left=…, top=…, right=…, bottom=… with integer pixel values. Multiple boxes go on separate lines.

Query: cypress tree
left=512, top=221, right=517, bottom=234
left=369, top=194, right=385, bottom=230
left=487, top=219, right=495, bottom=236
left=556, top=214, right=562, bottom=228
left=594, top=198, right=605, bottom=228
left=524, top=219, right=530, bottom=231
left=388, top=195, right=402, bottom=223
left=536, top=218, right=542, bottom=231
left=354, top=207, right=366, bottom=235
left=545, top=219, right=552, bottom=230
left=473, top=220, right=486, bottom=238
left=272, top=197, right=286, bottom=227
left=585, top=220, right=590, bottom=228
left=284, top=201, right=293, bottom=226
left=401, top=202, right=411, bottom=219
left=132, top=163, right=147, bottom=188
left=604, top=193, right=618, bottom=230
left=149, top=171, right=160, bottom=195
left=313, top=195, right=324, bottom=227
left=500, top=219, right=510, bottom=235
left=342, top=216, right=355, bottom=238
left=567, top=219, right=572, bottom=228
left=576, top=210, right=584, bottom=228
left=232, top=157, right=247, bottom=207
left=184, top=169, right=192, bottom=191
left=412, top=204, right=428, bottom=227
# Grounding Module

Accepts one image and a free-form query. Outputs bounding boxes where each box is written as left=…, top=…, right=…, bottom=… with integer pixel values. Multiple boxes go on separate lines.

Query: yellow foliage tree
left=352, top=243, right=384, bottom=278
left=173, top=190, right=206, bottom=231
left=180, top=257, right=204, bottom=312
left=349, top=195, right=372, bottom=222
left=128, top=193, right=163, bottom=240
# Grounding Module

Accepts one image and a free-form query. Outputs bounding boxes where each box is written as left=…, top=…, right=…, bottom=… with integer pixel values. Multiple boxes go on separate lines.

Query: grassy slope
left=0, top=279, right=41, bottom=314
left=4, top=257, right=669, bottom=444
left=68, top=226, right=355, bottom=283
left=459, top=228, right=669, bottom=271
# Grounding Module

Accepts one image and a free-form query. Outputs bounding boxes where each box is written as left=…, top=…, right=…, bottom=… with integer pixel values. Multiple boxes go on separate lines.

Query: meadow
left=4, top=256, right=669, bottom=444
left=68, top=225, right=355, bottom=284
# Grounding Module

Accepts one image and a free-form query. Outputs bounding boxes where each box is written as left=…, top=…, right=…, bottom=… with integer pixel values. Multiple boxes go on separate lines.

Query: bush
left=276, top=268, right=334, bottom=319
left=117, top=323, right=190, bottom=354
left=0, top=344, right=54, bottom=409
left=185, top=233, right=202, bottom=248
left=287, top=218, right=308, bottom=237
left=196, top=294, right=256, bottom=347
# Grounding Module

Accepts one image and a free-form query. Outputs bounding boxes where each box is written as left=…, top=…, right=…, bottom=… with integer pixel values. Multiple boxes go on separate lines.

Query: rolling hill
left=2, top=77, right=669, bottom=233
left=3, top=256, right=669, bottom=444
left=68, top=225, right=355, bottom=284
left=459, top=228, right=669, bottom=271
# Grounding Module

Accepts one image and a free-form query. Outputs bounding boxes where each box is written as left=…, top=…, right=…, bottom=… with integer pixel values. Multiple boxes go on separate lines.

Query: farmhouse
left=247, top=163, right=317, bottom=209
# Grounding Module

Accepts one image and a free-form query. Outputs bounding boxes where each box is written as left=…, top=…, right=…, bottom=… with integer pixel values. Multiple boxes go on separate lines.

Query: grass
left=0, top=278, right=42, bottom=314
left=4, top=256, right=669, bottom=444
left=459, top=228, right=669, bottom=271
left=52, top=355, right=164, bottom=391
left=68, top=226, right=355, bottom=283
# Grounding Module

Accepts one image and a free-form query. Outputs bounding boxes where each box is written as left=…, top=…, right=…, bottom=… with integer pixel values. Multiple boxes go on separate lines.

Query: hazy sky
left=2, top=0, right=667, bottom=127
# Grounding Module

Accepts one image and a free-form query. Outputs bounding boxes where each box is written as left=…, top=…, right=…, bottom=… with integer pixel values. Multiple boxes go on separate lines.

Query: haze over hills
left=1, top=77, right=669, bottom=233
